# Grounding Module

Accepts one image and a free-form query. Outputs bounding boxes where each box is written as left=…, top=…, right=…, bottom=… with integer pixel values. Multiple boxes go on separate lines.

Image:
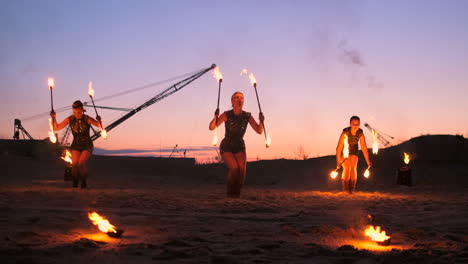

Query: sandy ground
left=1, top=154, right=468, bottom=264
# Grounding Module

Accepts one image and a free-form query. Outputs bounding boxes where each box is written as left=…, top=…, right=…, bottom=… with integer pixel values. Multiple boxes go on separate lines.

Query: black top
left=343, top=127, right=363, bottom=155
left=68, top=115, right=91, bottom=142
left=224, top=110, right=251, bottom=141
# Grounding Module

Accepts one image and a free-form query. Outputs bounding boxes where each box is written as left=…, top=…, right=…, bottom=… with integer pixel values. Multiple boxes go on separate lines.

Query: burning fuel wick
left=253, top=83, right=270, bottom=148
left=330, top=158, right=348, bottom=179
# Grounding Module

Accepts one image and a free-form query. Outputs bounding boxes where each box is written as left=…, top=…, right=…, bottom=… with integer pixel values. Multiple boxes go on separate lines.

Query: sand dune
left=1, top=135, right=467, bottom=263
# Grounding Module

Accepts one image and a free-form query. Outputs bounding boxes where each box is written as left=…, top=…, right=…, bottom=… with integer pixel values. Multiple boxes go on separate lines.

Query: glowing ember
left=48, top=117, right=57, bottom=143
left=343, top=134, right=349, bottom=158
left=404, top=153, right=410, bottom=165
left=364, top=225, right=390, bottom=242
left=265, top=134, right=271, bottom=148
left=48, top=78, right=54, bottom=89
left=330, top=170, right=338, bottom=179
left=212, top=66, right=223, bottom=82
left=372, top=129, right=379, bottom=154
left=61, top=150, right=72, bottom=164
left=364, top=168, right=370, bottom=178
left=212, top=127, right=218, bottom=146
left=240, top=68, right=248, bottom=76
left=88, top=212, right=117, bottom=233
left=88, top=81, right=95, bottom=97
left=249, top=73, right=257, bottom=86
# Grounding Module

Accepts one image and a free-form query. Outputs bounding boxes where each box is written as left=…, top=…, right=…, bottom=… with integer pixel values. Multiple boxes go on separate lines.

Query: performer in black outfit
left=335, top=116, right=372, bottom=194
left=51, top=100, right=102, bottom=188
left=209, top=92, right=265, bottom=198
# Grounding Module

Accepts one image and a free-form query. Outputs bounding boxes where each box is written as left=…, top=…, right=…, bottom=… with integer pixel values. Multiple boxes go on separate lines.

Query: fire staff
left=209, top=92, right=264, bottom=198
left=335, top=116, right=372, bottom=194
left=50, top=100, right=102, bottom=188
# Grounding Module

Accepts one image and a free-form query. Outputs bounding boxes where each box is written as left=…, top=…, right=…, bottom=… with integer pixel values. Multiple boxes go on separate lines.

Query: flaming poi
left=363, top=167, right=370, bottom=178
left=343, top=134, right=349, bottom=158
left=242, top=70, right=270, bottom=148
left=88, top=82, right=108, bottom=139
left=61, top=150, right=72, bottom=164
left=372, top=129, right=379, bottom=154
left=211, top=66, right=223, bottom=145
left=48, top=117, right=57, bottom=143
left=364, top=225, right=391, bottom=246
left=212, top=127, right=219, bottom=146
left=88, top=212, right=124, bottom=238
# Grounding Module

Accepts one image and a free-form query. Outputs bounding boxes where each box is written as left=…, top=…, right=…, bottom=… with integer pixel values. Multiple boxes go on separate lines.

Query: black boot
left=342, top=179, right=349, bottom=193
left=348, top=180, right=356, bottom=194
left=72, top=175, right=79, bottom=188
left=80, top=173, right=88, bottom=189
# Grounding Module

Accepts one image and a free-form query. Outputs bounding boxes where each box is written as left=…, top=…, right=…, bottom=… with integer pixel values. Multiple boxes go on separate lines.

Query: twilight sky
left=1, top=0, right=467, bottom=161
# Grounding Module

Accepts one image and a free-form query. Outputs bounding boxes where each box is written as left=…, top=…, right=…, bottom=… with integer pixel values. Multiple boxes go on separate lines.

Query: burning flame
left=364, top=225, right=390, bottom=242
left=265, top=134, right=271, bottom=148
left=343, top=134, right=349, bottom=158
left=240, top=68, right=248, bottom=76
left=48, top=78, right=54, bottom=89
left=364, top=168, right=370, bottom=178
left=100, top=129, right=108, bottom=139
left=88, top=212, right=117, bottom=233
left=404, top=152, right=410, bottom=165
left=212, top=127, right=218, bottom=146
left=212, top=66, right=223, bottom=82
left=61, top=150, right=72, bottom=164
left=330, top=170, right=338, bottom=179
left=249, top=73, right=257, bottom=86
left=88, top=81, right=95, bottom=97
left=372, top=130, right=379, bottom=154
left=48, top=117, right=57, bottom=143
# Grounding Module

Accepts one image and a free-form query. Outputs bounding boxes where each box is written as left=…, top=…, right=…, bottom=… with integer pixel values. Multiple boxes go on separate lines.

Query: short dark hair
left=350, top=116, right=360, bottom=122
left=72, top=100, right=83, bottom=109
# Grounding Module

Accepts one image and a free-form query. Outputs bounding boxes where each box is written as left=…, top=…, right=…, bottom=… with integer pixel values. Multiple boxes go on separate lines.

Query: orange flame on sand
left=265, top=134, right=271, bottom=148
left=404, top=153, right=410, bottom=165
left=212, top=66, right=223, bottom=82
left=48, top=117, right=57, bottom=143
left=212, top=127, right=218, bottom=146
left=343, top=135, right=349, bottom=158
left=48, top=78, right=54, bottom=89
left=330, top=170, right=338, bottom=179
left=240, top=68, right=248, bottom=76
left=61, top=150, right=72, bottom=164
left=249, top=73, right=257, bottom=86
left=364, top=225, right=390, bottom=242
left=88, top=81, right=95, bottom=97
left=372, top=130, right=379, bottom=154
left=88, top=212, right=117, bottom=233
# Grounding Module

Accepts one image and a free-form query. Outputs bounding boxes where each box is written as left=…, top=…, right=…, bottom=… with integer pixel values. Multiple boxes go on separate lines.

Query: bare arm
left=248, top=115, right=264, bottom=135
left=209, top=112, right=227, bottom=130
left=335, top=132, right=345, bottom=167
left=53, top=117, right=69, bottom=131
left=87, top=116, right=102, bottom=128
left=360, top=134, right=372, bottom=167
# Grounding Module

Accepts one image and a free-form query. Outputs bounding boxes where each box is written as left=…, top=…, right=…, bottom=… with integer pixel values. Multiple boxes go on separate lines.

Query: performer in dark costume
left=51, top=100, right=102, bottom=188
left=335, top=116, right=372, bottom=194
left=209, top=92, right=264, bottom=198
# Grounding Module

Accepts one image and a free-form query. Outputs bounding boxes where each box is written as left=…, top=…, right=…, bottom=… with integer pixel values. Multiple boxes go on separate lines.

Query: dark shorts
left=220, top=138, right=245, bottom=154
left=349, top=145, right=359, bottom=156
left=71, top=139, right=94, bottom=153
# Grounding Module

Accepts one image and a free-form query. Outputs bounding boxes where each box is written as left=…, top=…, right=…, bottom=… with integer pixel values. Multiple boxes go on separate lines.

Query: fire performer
left=335, top=116, right=372, bottom=194
left=209, top=92, right=264, bottom=198
left=50, top=100, right=102, bottom=188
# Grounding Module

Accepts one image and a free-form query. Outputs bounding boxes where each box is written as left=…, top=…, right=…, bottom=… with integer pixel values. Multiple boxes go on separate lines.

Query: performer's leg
left=341, top=159, right=351, bottom=193
left=71, top=150, right=81, bottom=188
left=348, top=155, right=359, bottom=194
left=222, top=152, right=240, bottom=198
left=234, top=152, right=247, bottom=197
left=78, top=150, right=92, bottom=189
